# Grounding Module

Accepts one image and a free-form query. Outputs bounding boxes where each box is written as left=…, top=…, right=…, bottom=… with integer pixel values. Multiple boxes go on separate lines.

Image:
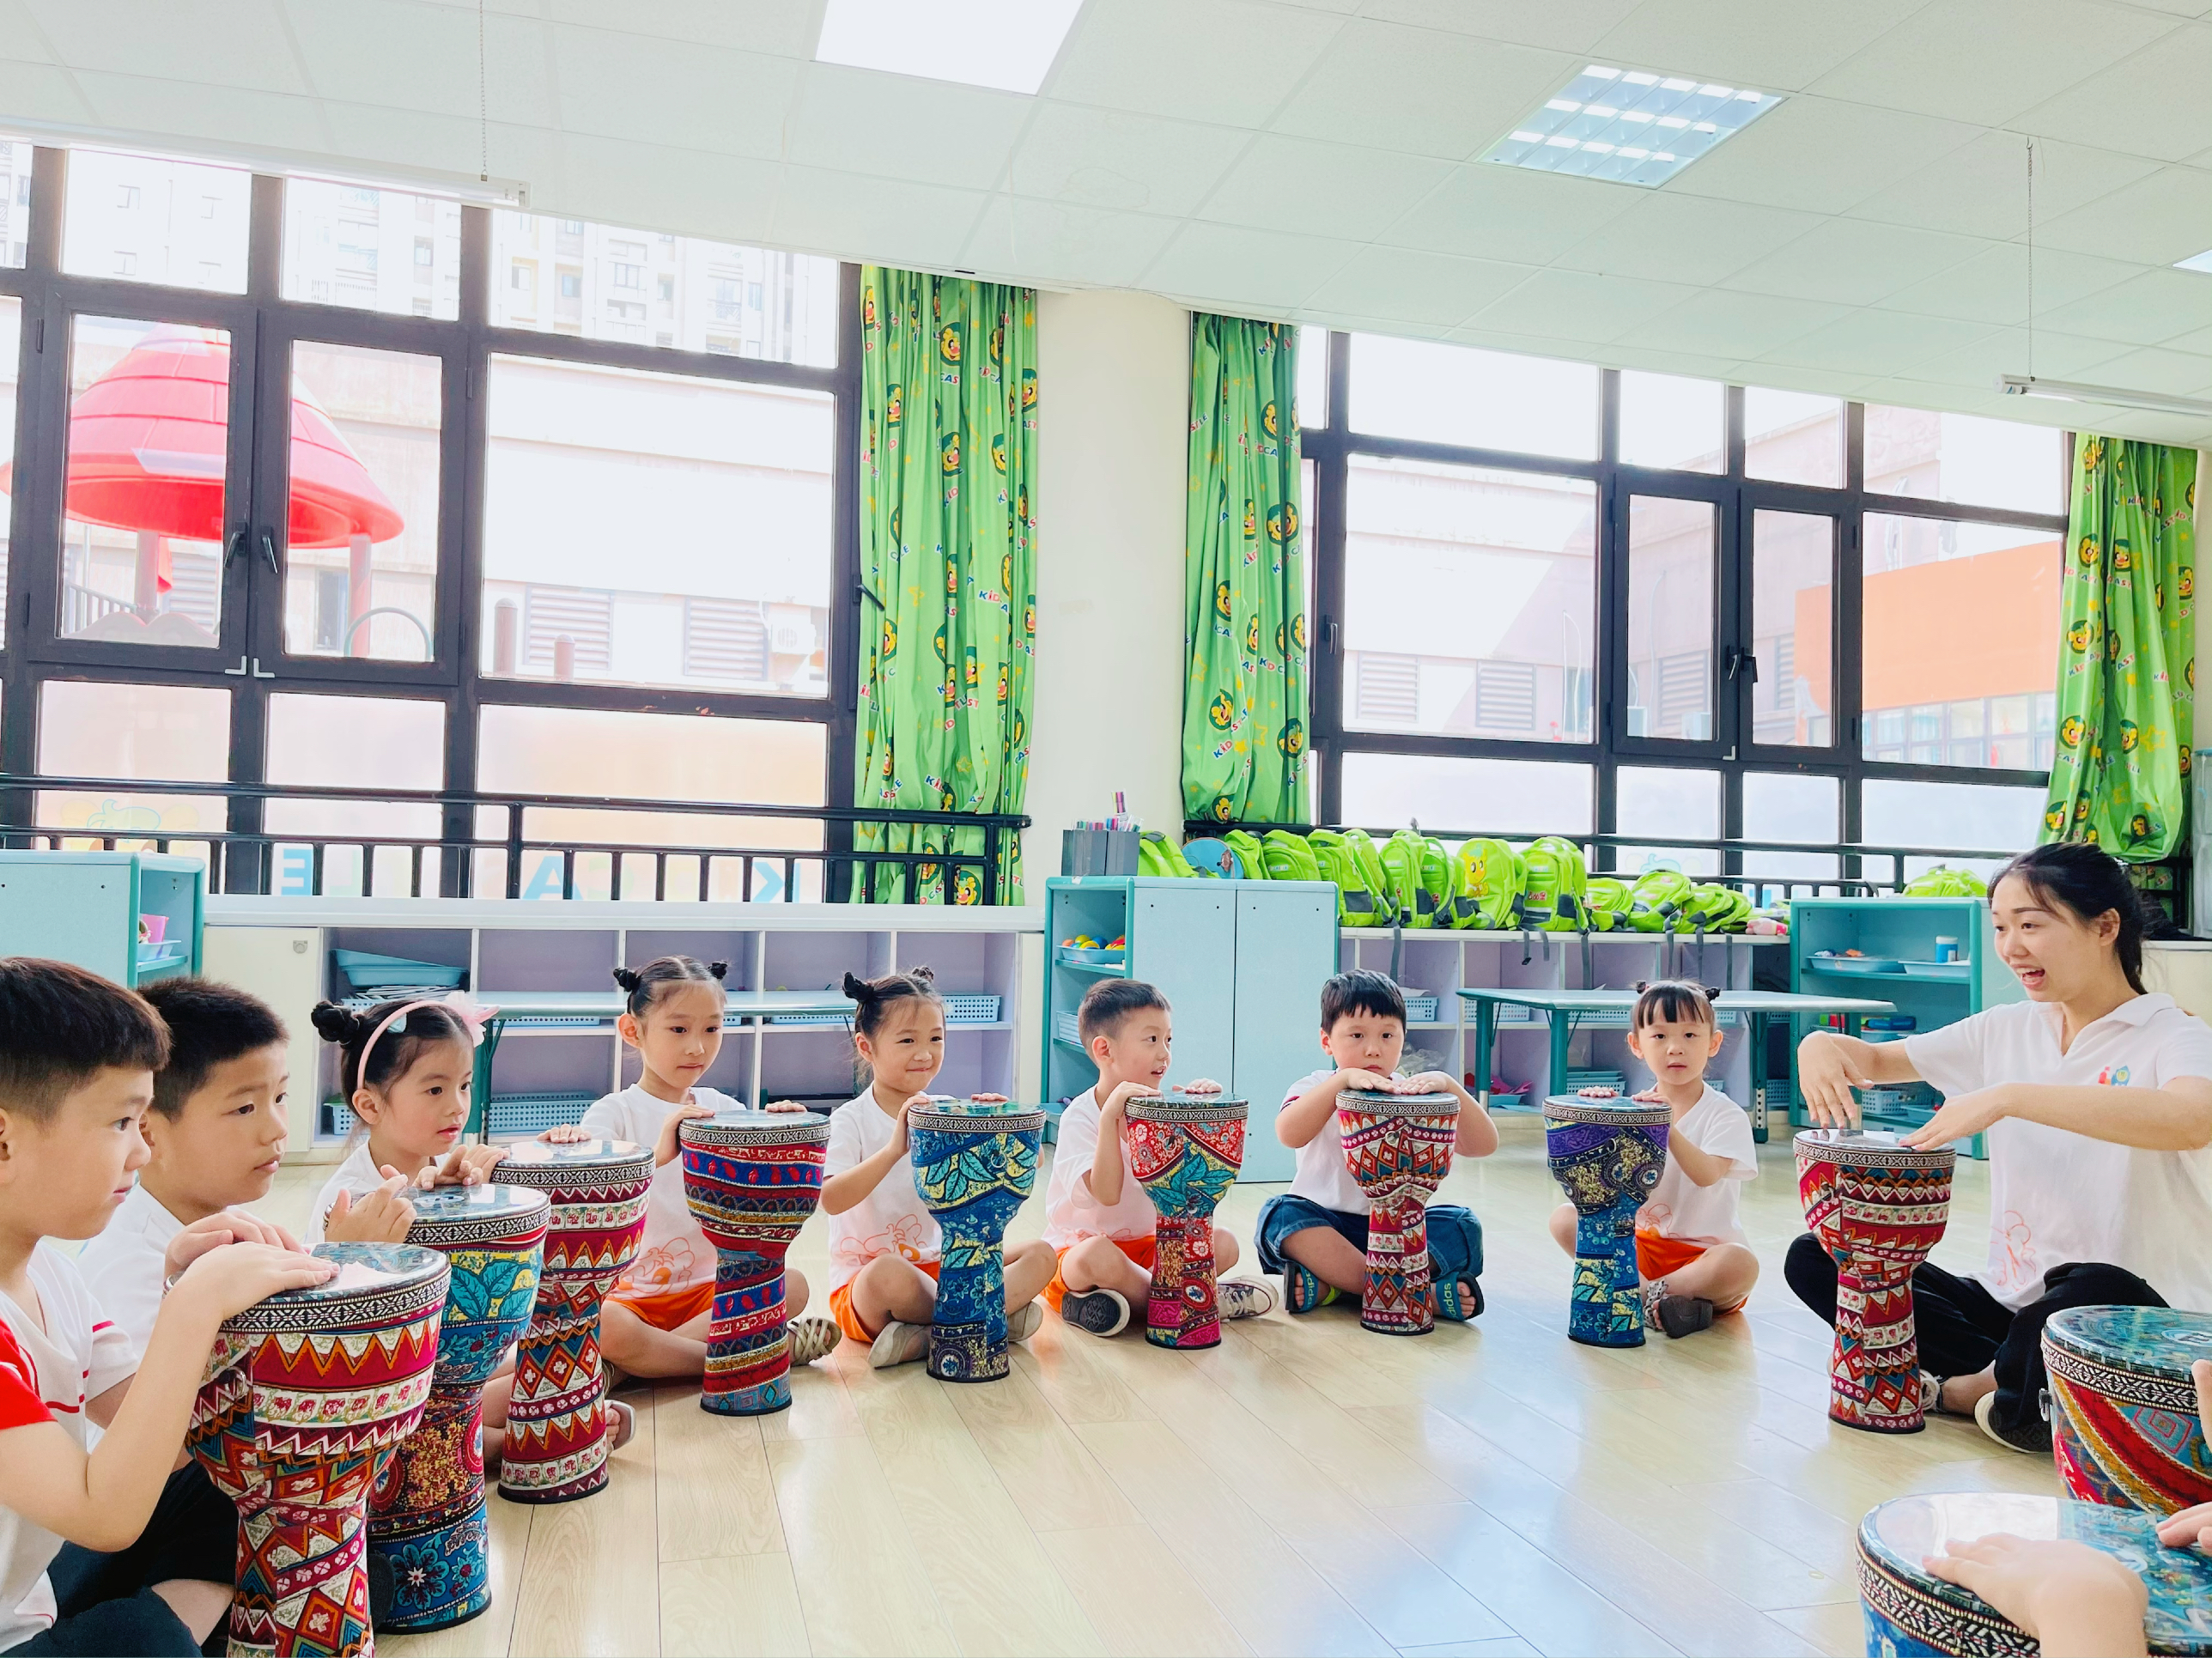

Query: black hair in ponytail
left=842, top=966, right=943, bottom=1043
left=613, top=956, right=728, bottom=1017
left=1990, top=841, right=2147, bottom=993
left=310, top=999, right=471, bottom=1099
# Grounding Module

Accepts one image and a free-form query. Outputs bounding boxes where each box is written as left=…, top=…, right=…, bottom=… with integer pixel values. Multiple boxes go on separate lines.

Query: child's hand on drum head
left=654, top=1102, right=716, bottom=1167
left=164, top=1209, right=306, bottom=1280
left=1335, top=1066, right=1397, bottom=1094
left=2156, top=1360, right=2212, bottom=1552
left=423, top=1143, right=507, bottom=1187
left=540, top=1123, right=592, bottom=1145
left=1922, top=1534, right=2147, bottom=1656
left=323, top=1170, right=416, bottom=1244
left=169, top=1241, right=339, bottom=1323
left=763, top=1099, right=811, bottom=1114
left=969, top=1093, right=1010, bottom=1105
left=1178, top=1078, right=1224, bottom=1096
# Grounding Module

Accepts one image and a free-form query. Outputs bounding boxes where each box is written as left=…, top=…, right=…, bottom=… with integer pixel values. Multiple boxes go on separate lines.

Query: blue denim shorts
left=1255, top=1192, right=1483, bottom=1282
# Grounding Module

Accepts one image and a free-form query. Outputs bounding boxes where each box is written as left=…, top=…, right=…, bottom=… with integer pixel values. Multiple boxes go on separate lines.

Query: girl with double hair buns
left=1790, top=841, right=2212, bottom=1452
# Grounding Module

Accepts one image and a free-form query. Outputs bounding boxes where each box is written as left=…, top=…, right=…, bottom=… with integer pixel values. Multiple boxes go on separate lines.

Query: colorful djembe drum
left=2045, top=1307, right=2212, bottom=1514
left=1544, top=1094, right=1670, bottom=1348
left=191, top=1242, right=447, bottom=1658
left=1336, top=1090, right=1459, bottom=1336
left=1796, top=1128, right=1955, bottom=1433
left=490, top=1139, right=653, bottom=1502
left=1856, top=1491, right=2212, bottom=1656
left=908, top=1099, right=1045, bottom=1382
left=368, top=1186, right=548, bottom=1632
left=678, top=1109, right=830, bottom=1416
left=1122, top=1092, right=1248, bottom=1350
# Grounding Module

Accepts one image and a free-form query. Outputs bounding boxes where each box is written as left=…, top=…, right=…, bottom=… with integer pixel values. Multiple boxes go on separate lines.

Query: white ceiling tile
left=1596, top=342, right=1744, bottom=377
left=1876, top=244, right=2144, bottom=326
left=0, top=59, right=94, bottom=125
left=0, top=4, right=53, bottom=64
left=1358, top=0, right=1642, bottom=52
left=1662, top=96, right=1981, bottom=215
left=784, top=64, right=1030, bottom=191
left=2166, top=323, right=2212, bottom=356
left=2034, top=165, right=2212, bottom=267
left=1894, top=325, right=2143, bottom=389
left=2014, top=23, right=2212, bottom=160
left=1198, top=136, right=1450, bottom=242
left=2034, top=266, right=2212, bottom=344
left=1554, top=192, right=1826, bottom=287
left=72, top=72, right=331, bottom=154
left=541, top=0, right=821, bottom=58
left=1139, top=221, right=1359, bottom=313
left=1465, top=266, right=1702, bottom=343
left=1047, top=0, right=1344, bottom=126
left=31, top=0, right=310, bottom=94
left=769, top=164, right=987, bottom=270
left=1304, top=245, right=1533, bottom=327
left=1267, top=20, right=1573, bottom=160
left=1630, top=288, right=1849, bottom=355
left=317, top=100, right=555, bottom=181
left=284, top=0, right=557, bottom=125
left=958, top=197, right=1182, bottom=289
left=1591, top=0, right=1926, bottom=89
left=1845, top=132, right=2160, bottom=241
left=550, top=141, right=780, bottom=247
left=2075, top=344, right=2212, bottom=396
left=551, top=25, right=798, bottom=160
left=1725, top=360, right=1880, bottom=397
left=1010, top=103, right=1248, bottom=215
left=1762, top=308, right=1996, bottom=376
left=1809, top=0, right=2178, bottom=128
left=1378, top=163, right=1640, bottom=265
left=1721, top=221, right=1990, bottom=307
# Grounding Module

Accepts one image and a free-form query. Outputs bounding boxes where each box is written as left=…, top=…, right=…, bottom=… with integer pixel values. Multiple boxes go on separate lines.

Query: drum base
left=701, top=1377, right=793, bottom=1416
left=1147, top=1327, right=1221, bottom=1350
left=929, top=1321, right=1009, bottom=1382
left=1831, top=1406, right=1925, bottom=1436
left=497, top=1462, right=611, bottom=1504
left=382, top=1587, right=492, bottom=1636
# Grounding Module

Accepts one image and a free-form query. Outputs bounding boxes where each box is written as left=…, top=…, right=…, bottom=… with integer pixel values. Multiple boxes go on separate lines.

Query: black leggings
left=1783, top=1235, right=2166, bottom=1446
left=15, top=1464, right=237, bottom=1656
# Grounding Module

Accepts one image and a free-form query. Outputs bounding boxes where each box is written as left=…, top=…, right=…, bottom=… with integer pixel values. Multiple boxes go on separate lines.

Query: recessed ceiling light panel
left=2178, top=248, right=2212, bottom=276
left=1484, top=64, right=1781, bottom=186
left=814, top=0, right=1084, bottom=95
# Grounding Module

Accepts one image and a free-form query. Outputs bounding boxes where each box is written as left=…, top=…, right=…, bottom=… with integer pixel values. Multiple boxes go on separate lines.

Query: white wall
left=1023, top=291, right=1189, bottom=882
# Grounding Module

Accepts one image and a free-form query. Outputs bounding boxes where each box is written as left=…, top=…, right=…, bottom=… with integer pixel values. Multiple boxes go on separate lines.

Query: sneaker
left=1007, top=1303, right=1044, bottom=1344
left=1059, top=1287, right=1132, bottom=1336
left=1218, top=1278, right=1277, bottom=1320
left=788, top=1316, right=842, bottom=1365
left=1974, top=1390, right=2044, bottom=1454
left=1433, top=1275, right=1483, bottom=1323
left=1283, top=1263, right=1340, bottom=1315
left=868, top=1319, right=932, bottom=1370
left=1654, top=1294, right=1714, bottom=1339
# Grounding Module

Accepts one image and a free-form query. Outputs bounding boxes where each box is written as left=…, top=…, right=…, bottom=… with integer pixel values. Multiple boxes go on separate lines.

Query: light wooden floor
left=257, top=1121, right=2051, bottom=1658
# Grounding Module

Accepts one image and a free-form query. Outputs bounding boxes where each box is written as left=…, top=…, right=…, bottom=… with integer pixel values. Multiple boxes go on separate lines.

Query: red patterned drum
left=1122, top=1093, right=1248, bottom=1350
left=490, top=1139, right=653, bottom=1502
left=1336, top=1090, right=1458, bottom=1336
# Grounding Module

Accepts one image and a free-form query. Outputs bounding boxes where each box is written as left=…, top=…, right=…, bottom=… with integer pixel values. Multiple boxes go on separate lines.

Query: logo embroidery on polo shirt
left=2096, top=1064, right=2133, bottom=1086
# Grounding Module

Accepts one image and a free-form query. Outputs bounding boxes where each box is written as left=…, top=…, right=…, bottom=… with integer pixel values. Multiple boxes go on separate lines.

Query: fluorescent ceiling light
left=2178, top=248, right=2212, bottom=275
left=815, top=0, right=1084, bottom=94
left=1998, top=374, right=2212, bottom=421
left=1484, top=63, right=1781, bottom=187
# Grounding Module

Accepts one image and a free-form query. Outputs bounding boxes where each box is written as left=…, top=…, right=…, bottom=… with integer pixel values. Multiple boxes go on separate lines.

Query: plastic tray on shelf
left=332, top=949, right=466, bottom=990
left=1054, top=1011, right=1082, bottom=1049
left=1403, top=995, right=1442, bottom=1023
left=485, top=1093, right=600, bottom=1139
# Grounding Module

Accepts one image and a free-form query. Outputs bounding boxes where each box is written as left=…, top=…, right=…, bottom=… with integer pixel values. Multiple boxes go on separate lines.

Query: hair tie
left=708, top=961, right=729, bottom=981
left=842, top=971, right=876, bottom=1003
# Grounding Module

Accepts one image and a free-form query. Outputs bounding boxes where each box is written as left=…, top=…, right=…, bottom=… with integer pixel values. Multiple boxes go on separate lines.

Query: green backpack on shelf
left=1380, top=830, right=1453, bottom=929
left=1221, top=829, right=1270, bottom=882
left=1520, top=835, right=1589, bottom=932
left=1137, top=831, right=1199, bottom=879
left=1626, top=867, right=1696, bottom=932
left=1585, top=876, right=1632, bottom=932
left=1686, top=883, right=1753, bottom=932
left=1449, top=838, right=1524, bottom=930
left=1309, top=829, right=1393, bottom=926
left=1903, top=865, right=1988, bottom=899
left=1261, top=829, right=1322, bottom=884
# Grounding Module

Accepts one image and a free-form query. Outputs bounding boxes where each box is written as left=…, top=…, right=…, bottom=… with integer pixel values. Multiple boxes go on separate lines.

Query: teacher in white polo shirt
left=1787, top=841, right=2212, bottom=1453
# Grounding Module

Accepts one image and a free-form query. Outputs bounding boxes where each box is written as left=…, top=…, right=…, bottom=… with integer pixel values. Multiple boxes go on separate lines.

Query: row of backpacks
left=1141, top=827, right=1757, bottom=934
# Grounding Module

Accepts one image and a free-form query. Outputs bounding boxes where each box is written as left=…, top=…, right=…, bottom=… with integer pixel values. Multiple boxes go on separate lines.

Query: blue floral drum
left=2045, top=1307, right=2212, bottom=1515
left=1857, top=1491, right=2212, bottom=1655
left=908, top=1100, right=1044, bottom=1382
left=1543, top=1095, right=1669, bottom=1348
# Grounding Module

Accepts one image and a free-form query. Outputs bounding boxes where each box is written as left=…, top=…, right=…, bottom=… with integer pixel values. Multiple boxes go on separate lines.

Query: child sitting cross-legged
left=1546, top=978, right=1760, bottom=1339
left=0, top=957, right=334, bottom=1657
left=823, top=968, right=1055, bottom=1369
left=542, top=956, right=841, bottom=1380
left=1045, top=978, right=1277, bottom=1337
left=1260, top=970, right=1495, bottom=1320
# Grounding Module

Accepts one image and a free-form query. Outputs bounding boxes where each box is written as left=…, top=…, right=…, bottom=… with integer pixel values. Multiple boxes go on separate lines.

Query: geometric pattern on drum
left=1543, top=1096, right=1670, bottom=1349
left=489, top=1139, right=653, bottom=1503
left=1796, top=1129, right=1954, bottom=1436
left=2045, top=1308, right=2212, bottom=1515
left=1122, top=1094, right=1248, bottom=1351
left=189, top=1242, right=448, bottom=1658
left=908, top=1101, right=1045, bottom=1382
left=1856, top=1490, right=2212, bottom=1656
left=368, top=1187, right=549, bottom=1633
left=678, top=1111, right=829, bottom=1417
left=1336, top=1090, right=1459, bottom=1337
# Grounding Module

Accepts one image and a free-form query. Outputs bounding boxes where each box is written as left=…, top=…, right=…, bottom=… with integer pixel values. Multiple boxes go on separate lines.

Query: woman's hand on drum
left=540, top=1123, right=592, bottom=1144
left=654, top=1102, right=716, bottom=1167
left=1901, top=1086, right=2009, bottom=1151
left=2155, top=1362, right=2212, bottom=1552
left=163, top=1209, right=307, bottom=1280
left=1796, top=1033, right=1866, bottom=1127
left=1922, top=1535, right=2147, bottom=1656
left=324, top=1169, right=416, bottom=1244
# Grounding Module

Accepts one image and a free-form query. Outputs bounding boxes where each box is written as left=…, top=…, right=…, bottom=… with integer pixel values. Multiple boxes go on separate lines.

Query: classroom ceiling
left=6, top=0, right=2212, bottom=443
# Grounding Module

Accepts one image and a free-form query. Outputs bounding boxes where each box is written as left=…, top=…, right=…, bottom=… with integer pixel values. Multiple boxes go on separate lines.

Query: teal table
left=1456, top=987, right=1896, bottom=1142
left=468, top=990, right=855, bottom=1138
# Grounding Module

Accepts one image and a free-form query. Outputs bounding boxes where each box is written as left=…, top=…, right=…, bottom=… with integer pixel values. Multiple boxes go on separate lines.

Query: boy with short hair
left=1260, top=970, right=1495, bottom=1320
left=1044, top=979, right=1276, bottom=1336
left=0, top=957, right=331, bottom=1656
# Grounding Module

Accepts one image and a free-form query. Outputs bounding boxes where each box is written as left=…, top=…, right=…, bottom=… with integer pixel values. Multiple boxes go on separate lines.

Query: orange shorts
left=607, top=1279, right=714, bottom=1333
left=1635, top=1230, right=1747, bottom=1314
left=1045, top=1237, right=1158, bottom=1312
left=830, top=1259, right=941, bottom=1344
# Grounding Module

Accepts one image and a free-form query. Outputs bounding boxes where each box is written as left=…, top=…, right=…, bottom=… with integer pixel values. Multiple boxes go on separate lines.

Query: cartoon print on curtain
left=2042, top=437, right=2197, bottom=859
left=1182, top=315, right=1308, bottom=827
left=853, top=269, right=1038, bottom=902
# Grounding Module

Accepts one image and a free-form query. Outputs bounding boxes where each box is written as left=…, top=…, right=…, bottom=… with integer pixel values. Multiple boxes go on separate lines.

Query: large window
left=1303, top=332, right=2071, bottom=874
left=0, top=147, right=856, bottom=896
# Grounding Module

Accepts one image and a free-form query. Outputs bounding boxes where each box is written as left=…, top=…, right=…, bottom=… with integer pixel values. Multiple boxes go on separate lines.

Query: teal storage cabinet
left=0, top=852, right=204, bottom=987
left=1042, top=877, right=1336, bottom=1181
left=1789, top=896, right=2022, bottom=1151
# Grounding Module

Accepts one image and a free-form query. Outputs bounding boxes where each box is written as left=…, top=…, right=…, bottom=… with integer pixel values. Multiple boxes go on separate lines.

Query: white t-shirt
left=1634, top=1084, right=1757, bottom=1245
left=579, top=1084, right=739, bottom=1302
left=823, top=1090, right=940, bottom=1292
left=1905, top=993, right=2212, bottom=1312
left=1042, top=1087, right=1158, bottom=1250
left=0, top=1248, right=137, bottom=1652
left=305, top=1141, right=388, bottom=1247
left=74, top=1183, right=183, bottom=1366
left=1280, top=1069, right=1375, bottom=1216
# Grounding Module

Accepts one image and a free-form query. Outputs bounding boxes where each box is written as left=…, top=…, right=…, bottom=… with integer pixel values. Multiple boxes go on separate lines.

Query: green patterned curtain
left=2043, top=437, right=2197, bottom=858
left=1182, top=316, right=1308, bottom=827
left=852, top=269, right=1037, bottom=903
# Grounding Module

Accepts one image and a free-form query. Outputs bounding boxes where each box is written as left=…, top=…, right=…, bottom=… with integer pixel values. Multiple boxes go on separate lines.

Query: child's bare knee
left=1547, top=1204, right=1578, bottom=1251
left=1212, top=1228, right=1240, bottom=1270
